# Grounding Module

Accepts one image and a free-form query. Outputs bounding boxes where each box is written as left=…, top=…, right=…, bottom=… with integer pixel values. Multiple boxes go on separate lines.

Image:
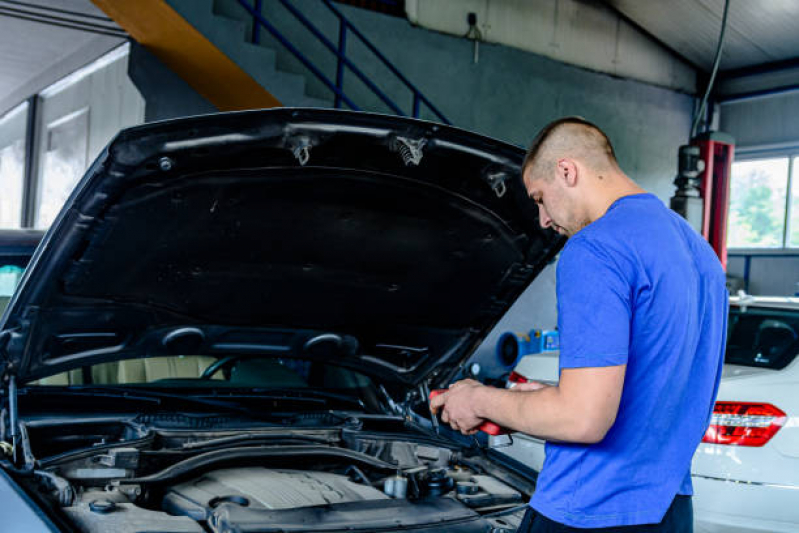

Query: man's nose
left=538, top=204, right=552, bottom=229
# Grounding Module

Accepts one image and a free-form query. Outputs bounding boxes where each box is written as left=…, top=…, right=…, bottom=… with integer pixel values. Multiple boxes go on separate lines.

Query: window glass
left=0, top=102, right=28, bottom=229
left=35, top=109, right=89, bottom=229
left=726, top=307, right=799, bottom=370
left=727, top=158, right=789, bottom=248
left=791, top=157, right=799, bottom=248
left=29, top=356, right=375, bottom=394
left=0, top=264, right=25, bottom=316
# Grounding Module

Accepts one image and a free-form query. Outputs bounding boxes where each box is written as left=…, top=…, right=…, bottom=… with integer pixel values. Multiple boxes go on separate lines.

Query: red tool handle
left=429, top=389, right=509, bottom=435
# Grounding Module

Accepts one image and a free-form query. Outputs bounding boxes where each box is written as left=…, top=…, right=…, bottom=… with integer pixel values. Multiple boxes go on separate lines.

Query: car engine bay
left=14, top=413, right=533, bottom=533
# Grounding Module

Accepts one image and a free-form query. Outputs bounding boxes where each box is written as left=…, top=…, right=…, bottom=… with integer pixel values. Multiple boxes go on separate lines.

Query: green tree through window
left=728, top=158, right=788, bottom=248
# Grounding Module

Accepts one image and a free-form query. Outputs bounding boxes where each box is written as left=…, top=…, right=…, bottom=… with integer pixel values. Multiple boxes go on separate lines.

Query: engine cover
left=163, top=468, right=389, bottom=520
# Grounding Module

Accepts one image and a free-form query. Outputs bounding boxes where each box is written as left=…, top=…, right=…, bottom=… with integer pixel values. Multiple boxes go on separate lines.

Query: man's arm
left=432, top=365, right=625, bottom=444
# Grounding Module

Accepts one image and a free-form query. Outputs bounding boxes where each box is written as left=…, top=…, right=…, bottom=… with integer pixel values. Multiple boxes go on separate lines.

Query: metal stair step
left=167, top=0, right=346, bottom=109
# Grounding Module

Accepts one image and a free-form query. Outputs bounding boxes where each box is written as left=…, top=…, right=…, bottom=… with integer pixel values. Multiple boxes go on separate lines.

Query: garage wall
left=127, top=42, right=217, bottom=123
left=404, top=0, right=696, bottom=93
left=727, top=254, right=799, bottom=296
left=130, top=2, right=697, bottom=378
left=720, top=92, right=799, bottom=152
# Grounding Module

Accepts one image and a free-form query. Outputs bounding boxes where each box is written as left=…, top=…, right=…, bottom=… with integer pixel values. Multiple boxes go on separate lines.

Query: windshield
left=726, top=306, right=799, bottom=370
left=29, top=355, right=377, bottom=396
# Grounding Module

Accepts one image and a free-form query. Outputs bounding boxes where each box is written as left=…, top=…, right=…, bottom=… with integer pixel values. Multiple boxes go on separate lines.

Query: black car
left=0, top=109, right=563, bottom=532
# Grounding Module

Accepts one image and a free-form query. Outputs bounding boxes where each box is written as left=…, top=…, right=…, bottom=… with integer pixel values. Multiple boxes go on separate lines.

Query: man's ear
left=557, top=159, right=579, bottom=188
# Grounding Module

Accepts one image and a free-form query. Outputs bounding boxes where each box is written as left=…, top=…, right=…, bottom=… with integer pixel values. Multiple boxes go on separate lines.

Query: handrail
left=271, top=0, right=405, bottom=115
left=235, top=0, right=360, bottom=111
left=320, top=0, right=448, bottom=122
left=234, top=0, right=450, bottom=124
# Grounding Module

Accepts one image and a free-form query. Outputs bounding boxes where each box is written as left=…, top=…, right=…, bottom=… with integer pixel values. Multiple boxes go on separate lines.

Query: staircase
left=165, top=0, right=449, bottom=122
left=167, top=0, right=330, bottom=108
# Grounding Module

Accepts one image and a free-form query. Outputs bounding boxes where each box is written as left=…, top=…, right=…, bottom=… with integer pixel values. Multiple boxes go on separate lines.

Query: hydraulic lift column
left=671, top=132, right=735, bottom=269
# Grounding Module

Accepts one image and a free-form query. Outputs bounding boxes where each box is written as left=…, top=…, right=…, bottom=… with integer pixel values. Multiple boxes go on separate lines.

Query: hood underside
left=0, top=109, right=563, bottom=387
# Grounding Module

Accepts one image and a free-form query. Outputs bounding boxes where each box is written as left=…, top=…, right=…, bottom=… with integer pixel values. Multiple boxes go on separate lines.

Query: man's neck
left=587, top=175, right=647, bottom=224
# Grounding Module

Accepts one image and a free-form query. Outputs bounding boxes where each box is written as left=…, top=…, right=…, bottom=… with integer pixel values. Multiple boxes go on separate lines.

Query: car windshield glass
left=29, top=356, right=376, bottom=397
left=725, top=306, right=799, bottom=370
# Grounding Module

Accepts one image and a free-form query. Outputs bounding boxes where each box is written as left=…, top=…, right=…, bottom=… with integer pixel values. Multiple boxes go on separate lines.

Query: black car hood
left=0, top=109, right=563, bottom=388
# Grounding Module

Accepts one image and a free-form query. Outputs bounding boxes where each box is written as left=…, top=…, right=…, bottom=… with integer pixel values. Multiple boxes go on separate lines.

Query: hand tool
left=429, top=389, right=510, bottom=436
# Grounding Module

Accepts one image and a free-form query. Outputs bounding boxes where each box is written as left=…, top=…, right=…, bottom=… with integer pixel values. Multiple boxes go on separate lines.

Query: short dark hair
left=522, top=117, right=618, bottom=179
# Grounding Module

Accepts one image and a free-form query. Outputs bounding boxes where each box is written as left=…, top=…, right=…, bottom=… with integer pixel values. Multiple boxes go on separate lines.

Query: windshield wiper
left=222, top=388, right=364, bottom=409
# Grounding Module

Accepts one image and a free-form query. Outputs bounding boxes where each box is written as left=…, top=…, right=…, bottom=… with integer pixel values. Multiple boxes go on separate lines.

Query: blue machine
left=495, top=329, right=559, bottom=369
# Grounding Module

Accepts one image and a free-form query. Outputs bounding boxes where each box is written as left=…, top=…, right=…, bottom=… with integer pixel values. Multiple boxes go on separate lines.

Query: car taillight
left=702, top=402, right=787, bottom=447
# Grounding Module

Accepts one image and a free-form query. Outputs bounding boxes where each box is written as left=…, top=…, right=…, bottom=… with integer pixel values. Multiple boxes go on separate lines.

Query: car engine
left=17, top=415, right=532, bottom=533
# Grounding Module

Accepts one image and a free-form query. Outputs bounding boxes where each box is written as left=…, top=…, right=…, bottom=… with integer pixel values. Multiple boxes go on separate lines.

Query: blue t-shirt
left=529, top=193, right=728, bottom=528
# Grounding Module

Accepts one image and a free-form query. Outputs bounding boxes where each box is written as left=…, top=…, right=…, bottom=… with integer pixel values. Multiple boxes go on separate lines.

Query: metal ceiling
left=606, top=0, right=799, bottom=73
left=0, top=0, right=125, bottom=115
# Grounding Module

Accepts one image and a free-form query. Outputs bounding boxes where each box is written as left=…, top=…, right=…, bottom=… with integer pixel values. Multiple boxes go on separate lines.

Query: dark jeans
left=517, top=495, right=693, bottom=533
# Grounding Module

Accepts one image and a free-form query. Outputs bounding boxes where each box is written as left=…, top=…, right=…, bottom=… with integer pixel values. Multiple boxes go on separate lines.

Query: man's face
left=523, top=167, right=583, bottom=237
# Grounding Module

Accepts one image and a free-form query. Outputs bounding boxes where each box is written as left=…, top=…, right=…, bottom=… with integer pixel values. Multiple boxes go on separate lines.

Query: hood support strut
left=7, top=374, right=18, bottom=464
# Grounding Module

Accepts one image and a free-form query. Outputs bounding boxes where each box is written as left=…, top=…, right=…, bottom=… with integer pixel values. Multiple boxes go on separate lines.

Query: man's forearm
left=472, top=385, right=605, bottom=443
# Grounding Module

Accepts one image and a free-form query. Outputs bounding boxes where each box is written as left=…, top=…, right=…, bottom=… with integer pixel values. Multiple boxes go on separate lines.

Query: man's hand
left=429, top=365, right=624, bottom=443
left=429, top=379, right=486, bottom=435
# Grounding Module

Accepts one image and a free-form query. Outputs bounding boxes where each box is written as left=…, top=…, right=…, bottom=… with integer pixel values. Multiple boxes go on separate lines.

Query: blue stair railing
left=235, top=0, right=450, bottom=124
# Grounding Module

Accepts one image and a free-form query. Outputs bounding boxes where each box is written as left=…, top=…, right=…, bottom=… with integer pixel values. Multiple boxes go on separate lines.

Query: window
left=35, top=109, right=89, bottom=228
left=0, top=102, right=28, bottom=229
left=727, top=157, right=795, bottom=248
left=726, top=307, right=799, bottom=370
left=0, top=43, right=144, bottom=231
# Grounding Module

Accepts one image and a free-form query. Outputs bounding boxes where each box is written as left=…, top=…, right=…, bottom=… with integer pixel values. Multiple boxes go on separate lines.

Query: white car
left=498, top=294, right=799, bottom=532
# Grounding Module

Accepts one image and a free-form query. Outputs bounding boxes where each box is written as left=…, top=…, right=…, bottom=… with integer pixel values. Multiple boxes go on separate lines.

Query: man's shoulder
left=557, top=234, right=629, bottom=278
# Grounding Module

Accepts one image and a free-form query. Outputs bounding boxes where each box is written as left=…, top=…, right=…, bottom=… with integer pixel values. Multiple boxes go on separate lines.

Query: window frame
left=728, top=152, right=799, bottom=252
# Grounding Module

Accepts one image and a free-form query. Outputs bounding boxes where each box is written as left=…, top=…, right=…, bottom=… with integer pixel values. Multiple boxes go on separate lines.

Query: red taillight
left=702, top=402, right=787, bottom=447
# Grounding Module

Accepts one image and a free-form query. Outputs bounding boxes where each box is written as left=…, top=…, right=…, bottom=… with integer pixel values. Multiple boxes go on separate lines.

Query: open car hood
left=0, top=109, right=563, bottom=388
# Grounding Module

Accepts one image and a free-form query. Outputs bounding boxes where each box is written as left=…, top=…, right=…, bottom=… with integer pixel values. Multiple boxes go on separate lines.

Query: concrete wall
left=127, top=42, right=217, bottom=123
left=721, top=92, right=799, bottom=153
left=405, top=0, right=696, bottom=93
left=727, top=255, right=799, bottom=296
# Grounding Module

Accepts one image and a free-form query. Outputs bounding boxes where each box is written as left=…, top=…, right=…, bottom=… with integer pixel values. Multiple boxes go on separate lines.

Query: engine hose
left=344, top=464, right=371, bottom=486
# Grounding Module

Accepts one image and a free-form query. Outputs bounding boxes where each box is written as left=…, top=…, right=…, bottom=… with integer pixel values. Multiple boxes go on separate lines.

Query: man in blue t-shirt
left=431, top=117, right=728, bottom=532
